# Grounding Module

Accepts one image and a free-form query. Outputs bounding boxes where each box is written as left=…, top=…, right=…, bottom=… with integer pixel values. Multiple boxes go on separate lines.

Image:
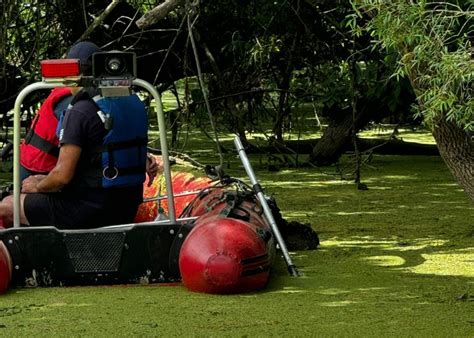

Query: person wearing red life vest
left=0, top=41, right=159, bottom=229
left=19, top=41, right=102, bottom=181
left=20, top=87, right=74, bottom=178
left=19, top=42, right=158, bottom=183
left=0, top=40, right=160, bottom=229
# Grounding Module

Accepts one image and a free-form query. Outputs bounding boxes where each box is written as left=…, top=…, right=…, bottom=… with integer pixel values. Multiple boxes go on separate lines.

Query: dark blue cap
left=67, top=41, right=102, bottom=74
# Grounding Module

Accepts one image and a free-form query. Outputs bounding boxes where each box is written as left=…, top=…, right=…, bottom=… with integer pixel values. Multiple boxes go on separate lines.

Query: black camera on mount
left=92, top=51, right=137, bottom=84
left=91, top=51, right=137, bottom=95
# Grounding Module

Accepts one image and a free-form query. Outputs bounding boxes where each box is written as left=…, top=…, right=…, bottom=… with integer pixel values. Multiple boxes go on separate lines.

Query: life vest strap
left=102, top=164, right=145, bottom=181
left=91, top=137, right=148, bottom=154
left=25, top=131, right=59, bottom=158
left=116, top=165, right=145, bottom=176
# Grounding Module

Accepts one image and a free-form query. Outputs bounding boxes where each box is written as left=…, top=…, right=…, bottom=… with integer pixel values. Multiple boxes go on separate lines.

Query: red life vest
left=20, top=87, right=72, bottom=173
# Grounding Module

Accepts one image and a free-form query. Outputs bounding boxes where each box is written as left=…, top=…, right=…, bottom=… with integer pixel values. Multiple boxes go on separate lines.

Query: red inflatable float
left=135, top=170, right=211, bottom=223
left=179, top=215, right=273, bottom=294
left=0, top=241, right=12, bottom=294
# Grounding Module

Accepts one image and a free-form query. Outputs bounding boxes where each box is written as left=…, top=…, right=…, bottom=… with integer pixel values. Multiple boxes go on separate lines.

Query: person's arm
left=22, top=144, right=81, bottom=193
left=146, top=154, right=160, bottom=187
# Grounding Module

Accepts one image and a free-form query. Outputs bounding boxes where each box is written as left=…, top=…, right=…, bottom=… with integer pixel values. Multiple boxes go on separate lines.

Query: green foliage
left=312, top=62, right=351, bottom=111
left=353, top=0, right=474, bottom=131
left=2, top=2, right=74, bottom=76
left=247, top=36, right=284, bottom=67
left=127, top=0, right=156, bottom=13
left=0, top=0, right=422, bottom=143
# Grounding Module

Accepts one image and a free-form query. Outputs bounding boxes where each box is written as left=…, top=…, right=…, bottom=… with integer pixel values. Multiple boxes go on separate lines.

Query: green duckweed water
left=0, top=134, right=472, bottom=336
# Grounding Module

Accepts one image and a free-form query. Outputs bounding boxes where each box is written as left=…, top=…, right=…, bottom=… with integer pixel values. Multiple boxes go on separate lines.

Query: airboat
left=0, top=53, right=299, bottom=295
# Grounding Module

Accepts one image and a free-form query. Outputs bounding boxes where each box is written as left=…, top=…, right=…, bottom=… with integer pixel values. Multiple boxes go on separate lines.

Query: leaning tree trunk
left=432, top=118, right=474, bottom=202
left=308, top=114, right=354, bottom=165
left=309, top=103, right=373, bottom=165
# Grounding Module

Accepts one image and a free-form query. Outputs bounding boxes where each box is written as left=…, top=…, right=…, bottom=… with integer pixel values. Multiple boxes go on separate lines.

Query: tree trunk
left=257, top=137, right=439, bottom=155
left=272, top=11, right=299, bottom=142
left=309, top=97, right=376, bottom=165
left=432, top=118, right=474, bottom=202
left=201, top=41, right=250, bottom=147
left=272, top=76, right=291, bottom=142
left=308, top=113, right=353, bottom=165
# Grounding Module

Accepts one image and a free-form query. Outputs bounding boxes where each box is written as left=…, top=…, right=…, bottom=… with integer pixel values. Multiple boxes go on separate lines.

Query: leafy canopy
left=351, top=0, right=474, bottom=131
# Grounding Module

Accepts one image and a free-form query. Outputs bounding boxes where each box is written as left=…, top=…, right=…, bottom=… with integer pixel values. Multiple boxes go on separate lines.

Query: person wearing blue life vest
left=0, top=41, right=158, bottom=229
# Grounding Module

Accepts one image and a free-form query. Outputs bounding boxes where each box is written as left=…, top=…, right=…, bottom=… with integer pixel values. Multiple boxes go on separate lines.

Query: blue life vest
left=59, top=91, right=148, bottom=189
left=93, top=94, right=148, bottom=188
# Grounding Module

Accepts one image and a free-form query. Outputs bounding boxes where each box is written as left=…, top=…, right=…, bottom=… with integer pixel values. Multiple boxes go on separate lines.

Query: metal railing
left=12, top=78, right=178, bottom=227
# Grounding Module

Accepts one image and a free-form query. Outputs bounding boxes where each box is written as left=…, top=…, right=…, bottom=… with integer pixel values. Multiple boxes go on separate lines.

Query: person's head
left=66, top=41, right=102, bottom=75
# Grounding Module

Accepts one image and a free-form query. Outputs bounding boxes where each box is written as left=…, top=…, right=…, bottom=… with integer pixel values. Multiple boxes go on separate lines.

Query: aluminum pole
left=234, top=136, right=299, bottom=277
left=12, top=82, right=65, bottom=227
left=132, top=79, right=176, bottom=223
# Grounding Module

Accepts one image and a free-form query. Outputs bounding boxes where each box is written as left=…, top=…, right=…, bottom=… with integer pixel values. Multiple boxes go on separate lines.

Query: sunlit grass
left=319, top=300, right=358, bottom=307
left=270, top=287, right=308, bottom=294
left=382, top=175, right=417, bottom=180
left=314, top=288, right=351, bottom=295
left=405, top=249, right=474, bottom=277
left=323, top=237, right=449, bottom=251
left=364, top=255, right=406, bottom=267
left=321, top=236, right=473, bottom=277
left=332, top=211, right=390, bottom=216
left=359, top=127, right=436, bottom=144
left=265, top=180, right=351, bottom=188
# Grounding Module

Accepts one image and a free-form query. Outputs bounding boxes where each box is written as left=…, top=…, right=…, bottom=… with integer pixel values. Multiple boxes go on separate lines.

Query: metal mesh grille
left=64, top=232, right=125, bottom=273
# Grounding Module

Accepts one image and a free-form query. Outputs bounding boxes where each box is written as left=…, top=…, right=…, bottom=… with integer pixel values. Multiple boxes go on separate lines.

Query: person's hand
left=21, top=175, right=46, bottom=193
left=146, top=154, right=160, bottom=187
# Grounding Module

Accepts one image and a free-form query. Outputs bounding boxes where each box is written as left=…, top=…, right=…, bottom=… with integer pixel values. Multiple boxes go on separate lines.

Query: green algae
left=0, top=134, right=473, bottom=336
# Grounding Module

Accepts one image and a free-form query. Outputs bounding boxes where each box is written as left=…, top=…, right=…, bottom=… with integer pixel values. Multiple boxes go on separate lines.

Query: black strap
left=91, top=137, right=148, bottom=154
left=103, top=164, right=145, bottom=180
left=27, top=132, right=60, bottom=157
left=70, top=88, right=100, bottom=106
left=116, top=165, right=145, bottom=176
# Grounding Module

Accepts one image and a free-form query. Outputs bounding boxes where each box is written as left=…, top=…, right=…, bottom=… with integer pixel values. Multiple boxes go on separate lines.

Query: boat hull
left=0, top=174, right=276, bottom=294
left=0, top=224, right=189, bottom=289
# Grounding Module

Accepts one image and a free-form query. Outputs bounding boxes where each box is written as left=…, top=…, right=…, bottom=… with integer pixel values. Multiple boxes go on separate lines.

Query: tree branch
left=136, top=0, right=184, bottom=30
left=77, top=0, right=122, bottom=42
